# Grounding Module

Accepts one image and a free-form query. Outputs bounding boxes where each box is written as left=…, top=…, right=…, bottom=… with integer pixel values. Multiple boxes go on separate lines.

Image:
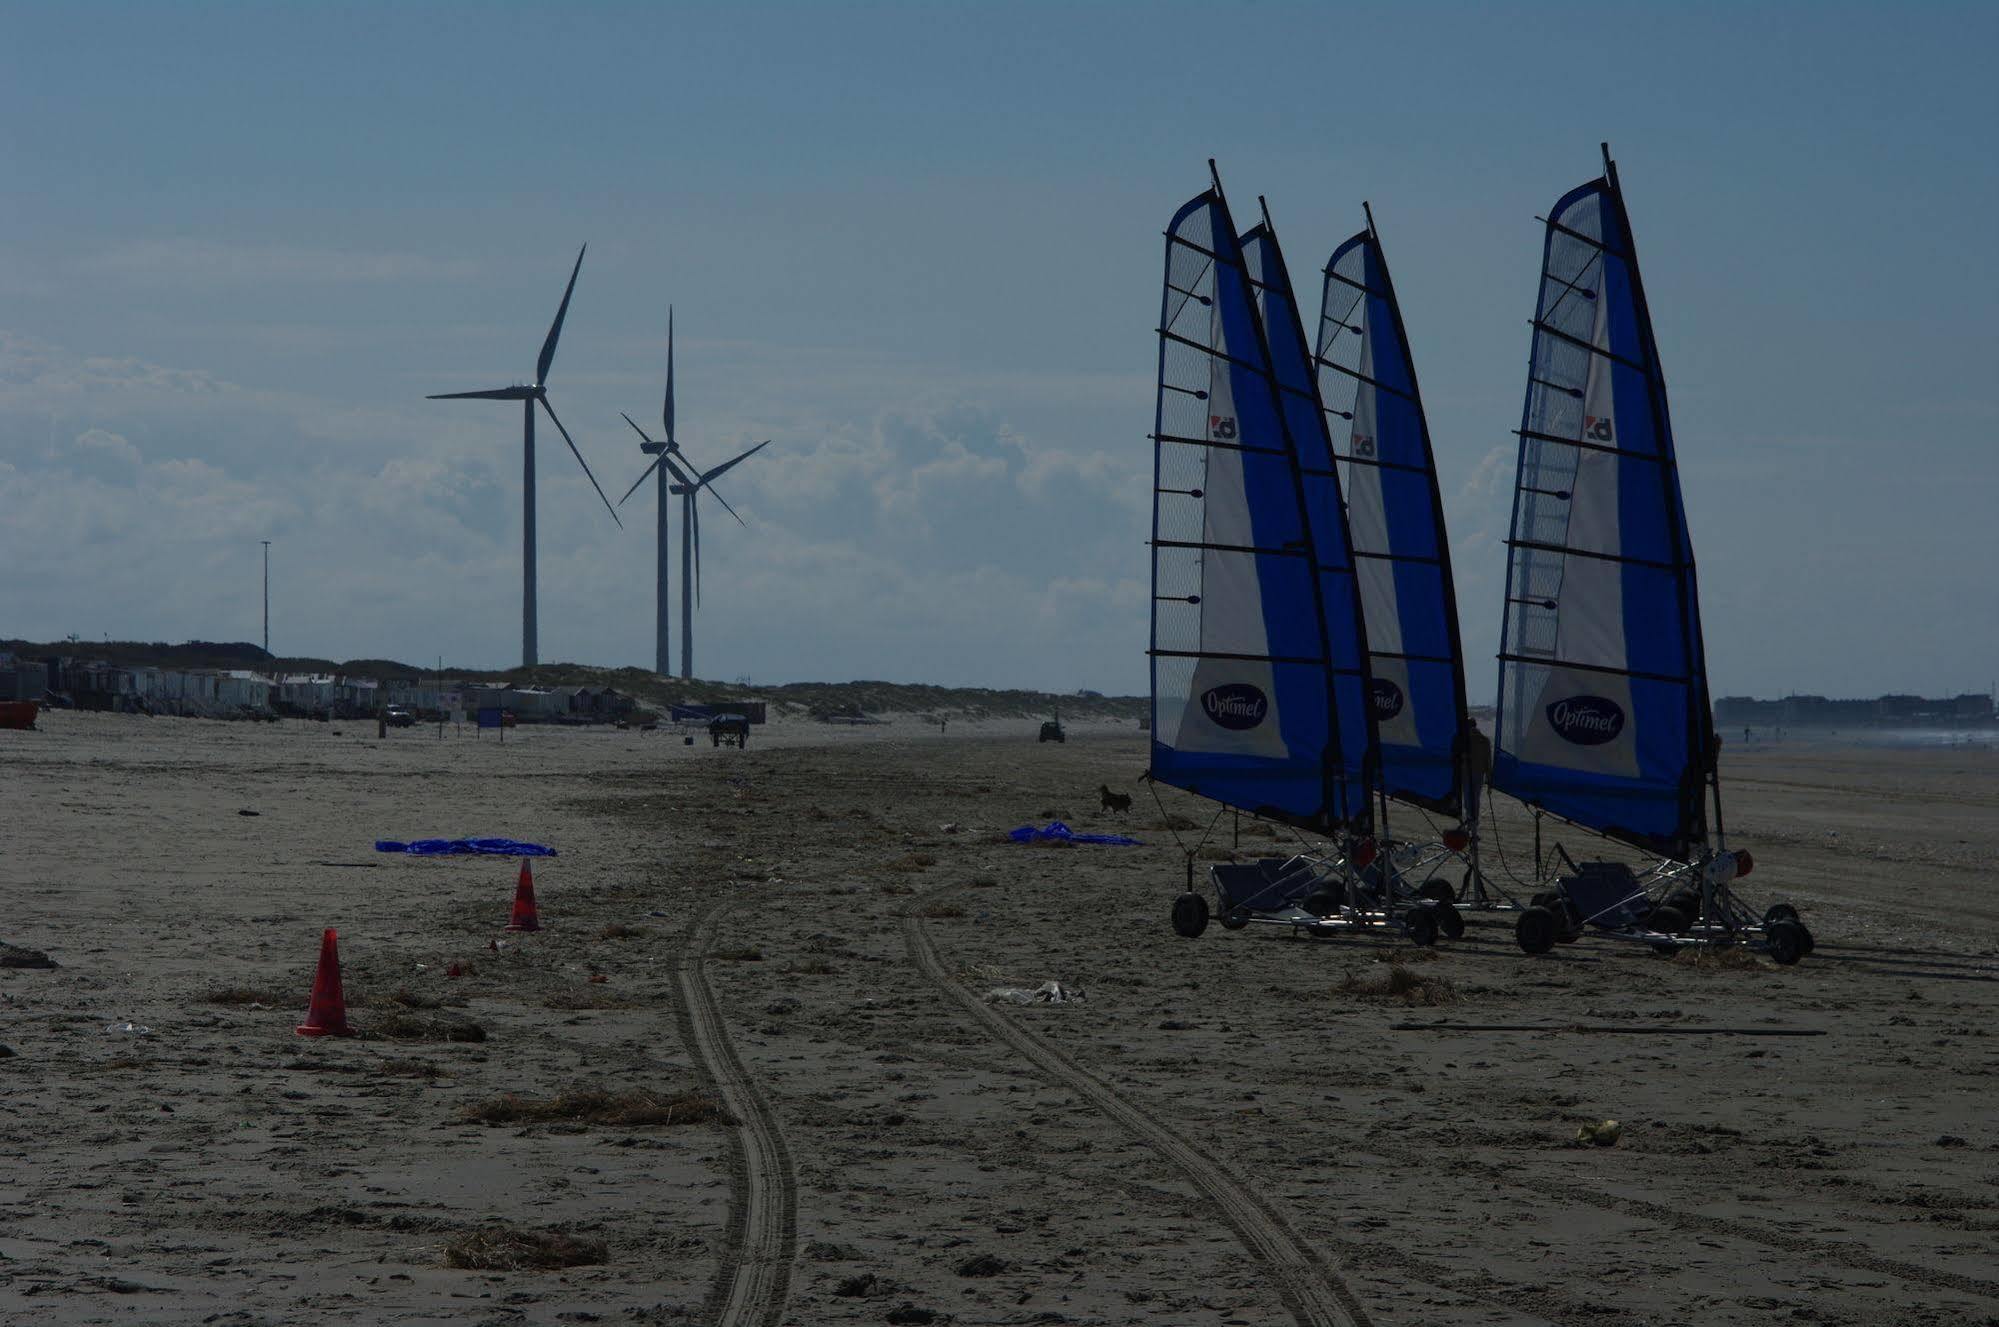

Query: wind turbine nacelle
left=641, top=442, right=667, bottom=455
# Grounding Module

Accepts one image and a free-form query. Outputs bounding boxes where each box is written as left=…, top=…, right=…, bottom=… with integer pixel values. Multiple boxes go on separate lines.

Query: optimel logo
left=1202, top=683, right=1268, bottom=731
left=1546, top=695, right=1626, bottom=746
left=1369, top=678, right=1405, bottom=720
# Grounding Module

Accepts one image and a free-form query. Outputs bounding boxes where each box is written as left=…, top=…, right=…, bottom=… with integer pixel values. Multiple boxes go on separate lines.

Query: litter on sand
left=374, top=838, right=558, bottom=857
left=1006, top=821, right=1141, bottom=847
left=983, top=980, right=1084, bottom=1005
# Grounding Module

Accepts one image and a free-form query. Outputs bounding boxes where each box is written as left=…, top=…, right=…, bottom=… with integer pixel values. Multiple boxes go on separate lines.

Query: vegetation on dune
left=4, top=636, right=1145, bottom=720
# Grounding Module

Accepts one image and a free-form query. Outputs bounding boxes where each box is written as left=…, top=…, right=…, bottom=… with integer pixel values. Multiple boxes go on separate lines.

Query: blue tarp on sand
left=1007, top=821, right=1142, bottom=847
left=375, top=838, right=558, bottom=857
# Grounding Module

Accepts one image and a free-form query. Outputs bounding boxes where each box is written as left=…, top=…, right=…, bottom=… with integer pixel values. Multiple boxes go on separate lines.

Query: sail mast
left=1491, top=146, right=1713, bottom=860
left=1147, top=167, right=1359, bottom=832
left=1316, top=203, right=1470, bottom=818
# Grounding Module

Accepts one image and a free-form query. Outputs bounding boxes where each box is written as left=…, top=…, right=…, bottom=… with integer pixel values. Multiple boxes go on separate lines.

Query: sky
left=1, top=2, right=1994, bottom=699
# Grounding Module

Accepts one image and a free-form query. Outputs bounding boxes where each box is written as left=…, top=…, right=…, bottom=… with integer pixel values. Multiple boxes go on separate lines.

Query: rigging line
left=1322, top=265, right=1391, bottom=302
left=1507, top=536, right=1684, bottom=572
left=1353, top=549, right=1443, bottom=566
left=1166, top=230, right=1249, bottom=271
left=1152, top=431, right=1287, bottom=458
left=1145, top=779, right=1192, bottom=857
left=1316, top=295, right=1367, bottom=416
left=1318, top=285, right=1365, bottom=354
left=1479, top=790, right=1546, bottom=890
left=1311, top=454, right=1431, bottom=476
left=1535, top=245, right=1604, bottom=331
left=1496, top=651, right=1693, bottom=686
left=1315, top=355, right=1416, bottom=404
left=1162, top=254, right=1215, bottom=336
left=1153, top=537, right=1309, bottom=558
left=1530, top=319, right=1651, bottom=376
left=1515, top=427, right=1669, bottom=463
left=1153, top=644, right=1326, bottom=666
left=1539, top=210, right=1636, bottom=263
left=1156, top=326, right=1280, bottom=379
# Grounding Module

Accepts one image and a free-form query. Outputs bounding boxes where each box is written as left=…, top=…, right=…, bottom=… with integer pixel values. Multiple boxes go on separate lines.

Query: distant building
left=1714, top=692, right=1996, bottom=729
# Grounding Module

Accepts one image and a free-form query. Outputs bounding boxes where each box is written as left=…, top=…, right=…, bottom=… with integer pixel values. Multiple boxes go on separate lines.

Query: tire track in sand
left=907, top=887, right=1999, bottom=1317
left=676, top=902, right=798, bottom=1327
left=1358, top=1134, right=1999, bottom=1303
left=903, top=889, right=1373, bottom=1327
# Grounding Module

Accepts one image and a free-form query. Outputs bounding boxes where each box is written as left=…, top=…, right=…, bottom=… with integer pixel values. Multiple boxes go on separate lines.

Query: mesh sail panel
left=1492, top=168, right=1711, bottom=859
left=1317, top=225, right=1468, bottom=817
left=1149, top=189, right=1347, bottom=830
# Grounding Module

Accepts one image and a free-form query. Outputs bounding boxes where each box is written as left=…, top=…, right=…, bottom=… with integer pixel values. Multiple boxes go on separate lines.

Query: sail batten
left=1313, top=217, right=1470, bottom=818
left=1491, top=153, right=1713, bottom=860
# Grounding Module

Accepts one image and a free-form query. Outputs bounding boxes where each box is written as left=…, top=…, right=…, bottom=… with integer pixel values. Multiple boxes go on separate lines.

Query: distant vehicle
left=384, top=704, right=416, bottom=728
left=710, top=713, right=750, bottom=747
left=1039, top=719, right=1065, bottom=743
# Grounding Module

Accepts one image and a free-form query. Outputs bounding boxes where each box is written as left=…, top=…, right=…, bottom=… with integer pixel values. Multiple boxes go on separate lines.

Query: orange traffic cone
left=505, top=859, right=541, bottom=932
left=296, top=928, right=356, bottom=1037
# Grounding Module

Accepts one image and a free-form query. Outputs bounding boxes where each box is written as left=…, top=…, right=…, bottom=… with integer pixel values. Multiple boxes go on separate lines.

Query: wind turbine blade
left=536, top=244, right=586, bottom=385
left=538, top=396, right=622, bottom=527
left=661, top=453, right=696, bottom=486
left=692, top=497, right=702, bottom=606
left=620, top=411, right=658, bottom=446
left=663, top=306, right=676, bottom=442
left=617, top=455, right=662, bottom=507
left=700, top=438, right=771, bottom=485
left=428, top=387, right=534, bottom=400
left=704, top=482, right=748, bottom=527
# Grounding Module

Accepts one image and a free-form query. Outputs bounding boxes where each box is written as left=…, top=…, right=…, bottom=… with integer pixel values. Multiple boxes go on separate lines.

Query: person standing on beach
left=1463, top=716, right=1491, bottom=828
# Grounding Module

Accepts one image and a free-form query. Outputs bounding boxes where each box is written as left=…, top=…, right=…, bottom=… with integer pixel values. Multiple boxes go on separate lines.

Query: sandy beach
left=2, top=712, right=1995, bottom=1326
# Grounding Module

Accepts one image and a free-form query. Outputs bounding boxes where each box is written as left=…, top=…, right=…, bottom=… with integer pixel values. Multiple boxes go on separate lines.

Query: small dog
left=1098, top=784, right=1132, bottom=817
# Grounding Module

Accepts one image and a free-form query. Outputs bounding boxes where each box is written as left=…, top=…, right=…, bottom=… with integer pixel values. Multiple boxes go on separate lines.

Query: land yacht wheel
left=1302, top=888, right=1344, bottom=918
left=1171, top=892, right=1209, bottom=939
left=1417, top=878, right=1455, bottom=905
left=1433, top=901, right=1465, bottom=941
left=1763, top=902, right=1799, bottom=927
left=1647, top=906, right=1688, bottom=938
left=1516, top=906, right=1557, bottom=955
left=1404, top=906, right=1439, bottom=948
left=1662, top=888, right=1700, bottom=919
left=1766, top=919, right=1808, bottom=966
left=1219, top=906, right=1251, bottom=931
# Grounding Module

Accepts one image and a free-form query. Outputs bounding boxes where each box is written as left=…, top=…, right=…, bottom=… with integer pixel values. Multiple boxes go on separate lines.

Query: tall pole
left=656, top=460, right=671, bottom=675
left=260, top=540, right=270, bottom=656
left=679, top=487, right=694, bottom=679
left=522, top=398, right=538, bottom=668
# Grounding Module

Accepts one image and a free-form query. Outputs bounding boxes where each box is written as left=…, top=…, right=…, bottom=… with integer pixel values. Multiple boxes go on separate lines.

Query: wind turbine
left=428, top=245, right=621, bottom=668
left=614, top=312, right=769, bottom=680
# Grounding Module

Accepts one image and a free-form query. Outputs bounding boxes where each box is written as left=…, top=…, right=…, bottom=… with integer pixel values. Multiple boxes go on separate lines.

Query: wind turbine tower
left=428, top=246, right=622, bottom=667
left=616, top=312, right=769, bottom=680
left=671, top=440, right=768, bottom=679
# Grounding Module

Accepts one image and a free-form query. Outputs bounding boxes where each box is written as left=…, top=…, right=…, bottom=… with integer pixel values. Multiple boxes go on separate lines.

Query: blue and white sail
left=1237, top=213, right=1378, bottom=819
left=1493, top=148, right=1714, bottom=860
left=1149, top=176, right=1372, bottom=832
left=1315, top=209, right=1469, bottom=817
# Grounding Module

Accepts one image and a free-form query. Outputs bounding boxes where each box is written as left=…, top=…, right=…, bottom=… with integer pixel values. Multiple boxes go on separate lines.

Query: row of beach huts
left=0, top=651, right=642, bottom=724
